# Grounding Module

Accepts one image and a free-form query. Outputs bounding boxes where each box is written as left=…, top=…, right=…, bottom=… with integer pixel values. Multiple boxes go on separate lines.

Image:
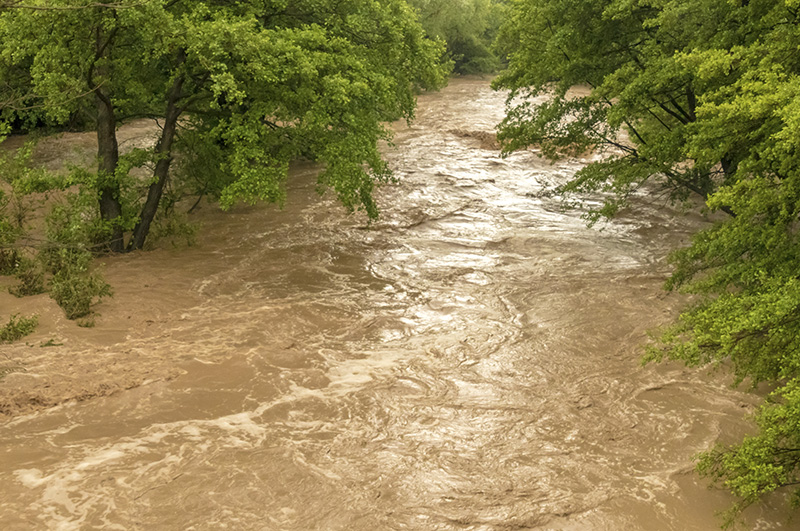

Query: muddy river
left=0, top=78, right=789, bottom=529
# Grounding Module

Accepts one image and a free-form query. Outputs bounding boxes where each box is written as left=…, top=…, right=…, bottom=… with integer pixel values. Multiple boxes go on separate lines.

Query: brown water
left=0, top=78, right=789, bottom=529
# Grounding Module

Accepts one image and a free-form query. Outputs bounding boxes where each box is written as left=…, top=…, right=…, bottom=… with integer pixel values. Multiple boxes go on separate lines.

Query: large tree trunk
left=93, top=27, right=125, bottom=252
left=127, top=69, right=185, bottom=251
left=95, top=89, right=125, bottom=253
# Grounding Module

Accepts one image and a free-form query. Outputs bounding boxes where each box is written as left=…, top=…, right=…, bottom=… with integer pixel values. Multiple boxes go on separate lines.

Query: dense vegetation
left=0, top=0, right=449, bottom=319
left=494, top=0, right=800, bottom=526
left=408, top=0, right=506, bottom=74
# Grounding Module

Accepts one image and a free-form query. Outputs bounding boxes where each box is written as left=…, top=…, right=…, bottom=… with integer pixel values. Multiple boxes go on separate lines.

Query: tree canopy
left=494, top=0, right=800, bottom=526
left=0, top=0, right=448, bottom=320
left=408, top=0, right=505, bottom=74
left=0, top=0, right=449, bottom=252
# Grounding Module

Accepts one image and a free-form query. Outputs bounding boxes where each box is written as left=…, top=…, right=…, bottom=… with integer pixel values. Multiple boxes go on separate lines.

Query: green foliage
left=8, top=255, right=45, bottom=297
left=143, top=207, right=198, bottom=250
left=0, top=0, right=450, bottom=251
left=645, top=174, right=800, bottom=385
left=41, top=191, right=113, bottom=319
left=492, top=0, right=788, bottom=220
left=0, top=140, right=60, bottom=244
left=496, top=0, right=800, bottom=523
left=697, top=379, right=800, bottom=529
left=409, top=0, right=504, bottom=74
left=0, top=141, right=112, bottom=319
left=0, top=247, right=17, bottom=275
left=0, top=313, right=38, bottom=343
left=0, top=139, right=63, bottom=290
left=643, top=170, right=800, bottom=525
left=47, top=248, right=111, bottom=320
left=43, top=186, right=112, bottom=259
left=0, top=186, right=17, bottom=275
left=176, top=1, right=448, bottom=219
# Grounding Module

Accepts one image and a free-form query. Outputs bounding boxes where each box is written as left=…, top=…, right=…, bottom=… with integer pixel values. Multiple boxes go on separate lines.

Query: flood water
left=0, top=78, right=788, bottom=529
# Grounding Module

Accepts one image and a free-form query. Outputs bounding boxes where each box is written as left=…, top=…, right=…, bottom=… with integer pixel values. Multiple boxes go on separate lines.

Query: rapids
left=0, top=78, right=788, bottom=529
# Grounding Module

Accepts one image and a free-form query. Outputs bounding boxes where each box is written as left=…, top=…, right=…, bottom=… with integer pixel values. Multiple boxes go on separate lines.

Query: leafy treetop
left=0, top=0, right=450, bottom=251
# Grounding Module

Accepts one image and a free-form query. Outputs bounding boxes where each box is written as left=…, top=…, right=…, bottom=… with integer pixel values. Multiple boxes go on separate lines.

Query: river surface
left=0, top=78, right=788, bottom=529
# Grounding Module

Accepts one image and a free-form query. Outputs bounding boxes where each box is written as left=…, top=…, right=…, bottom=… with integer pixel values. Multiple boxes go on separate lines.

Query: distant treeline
left=409, top=0, right=506, bottom=74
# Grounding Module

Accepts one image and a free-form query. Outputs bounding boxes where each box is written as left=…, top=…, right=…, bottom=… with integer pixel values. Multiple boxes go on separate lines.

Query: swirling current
left=0, top=78, right=789, bottom=530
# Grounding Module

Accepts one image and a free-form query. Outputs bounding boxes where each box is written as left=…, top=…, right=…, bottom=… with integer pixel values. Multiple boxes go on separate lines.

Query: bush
left=0, top=193, right=22, bottom=276
left=0, top=248, right=18, bottom=276
left=144, top=212, right=198, bottom=250
left=44, top=189, right=115, bottom=254
left=48, top=251, right=112, bottom=320
left=39, top=190, right=114, bottom=319
left=0, top=313, right=38, bottom=343
left=0, top=140, right=114, bottom=321
left=8, top=256, right=46, bottom=297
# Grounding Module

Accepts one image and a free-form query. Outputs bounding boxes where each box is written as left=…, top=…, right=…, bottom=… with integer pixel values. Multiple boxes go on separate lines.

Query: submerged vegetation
left=0, top=0, right=452, bottom=319
left=4, top=0, right=794, bottom=527
left=0, top=313, right=37, bottom=343
left=0, top=0, right=507, bottom=321
left=0, top=0, right=449, bottom=250
left=0, top=141, right=111, bottom=319
left=495, top=0, right=800, bottom=526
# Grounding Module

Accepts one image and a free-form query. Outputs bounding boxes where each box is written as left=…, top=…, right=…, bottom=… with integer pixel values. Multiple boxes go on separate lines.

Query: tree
left=0, top=0, right=449, bottom=252
left=494, top=0, right=800, bottom=526
left=492, top=0, right=782, bottom=220
left=408, top=0, right=505, bottom=74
